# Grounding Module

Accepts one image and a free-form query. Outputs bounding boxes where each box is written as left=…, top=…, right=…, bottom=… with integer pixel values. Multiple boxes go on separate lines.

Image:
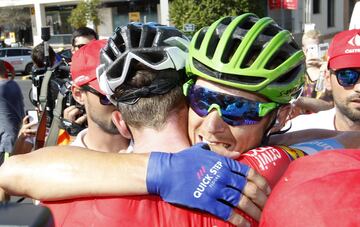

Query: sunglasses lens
left=221, top=102, right=261, bottom=126
left=100, top=95, right=112, bottom=105
left=83, top=85, right=112, bottom=105
left=336, top=70, right=360, bottom=86
left=188, top=86, right=210, bottom=117
left=188, top=85, right=263, bottom=126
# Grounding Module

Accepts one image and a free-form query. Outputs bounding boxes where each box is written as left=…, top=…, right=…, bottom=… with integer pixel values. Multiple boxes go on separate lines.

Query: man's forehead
left=74, top=35, right=96, bottom=45
left=195, top=78, right=269, bottom=102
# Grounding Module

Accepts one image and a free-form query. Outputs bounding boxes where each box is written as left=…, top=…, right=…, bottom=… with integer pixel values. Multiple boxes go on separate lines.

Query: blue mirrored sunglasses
left=184, top=81, right=279, bottom=126
left=82, top=85, right=112, bottom=106
left=332, top=69, right=360, bottom=87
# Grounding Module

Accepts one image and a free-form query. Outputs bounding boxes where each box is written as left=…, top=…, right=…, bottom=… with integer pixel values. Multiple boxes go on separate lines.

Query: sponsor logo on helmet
left=279, top=86, right=302, bottom=98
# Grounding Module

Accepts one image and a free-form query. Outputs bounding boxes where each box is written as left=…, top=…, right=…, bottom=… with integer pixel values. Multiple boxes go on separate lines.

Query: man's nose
left=202, top=110, right=227, bottom=133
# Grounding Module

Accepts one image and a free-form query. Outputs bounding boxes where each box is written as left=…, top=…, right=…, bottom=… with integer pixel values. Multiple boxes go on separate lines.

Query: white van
left=0, top=47, right=33, bottom=75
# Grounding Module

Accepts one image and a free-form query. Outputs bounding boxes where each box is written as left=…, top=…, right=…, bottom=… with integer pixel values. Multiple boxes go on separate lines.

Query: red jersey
left=43, top=146, right=304, bottom=227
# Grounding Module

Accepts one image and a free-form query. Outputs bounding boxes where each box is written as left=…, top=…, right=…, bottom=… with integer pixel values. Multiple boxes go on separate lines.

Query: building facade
left=0, top=0, right=169, bottom=46
left=268, top=0, right=359, bottom=42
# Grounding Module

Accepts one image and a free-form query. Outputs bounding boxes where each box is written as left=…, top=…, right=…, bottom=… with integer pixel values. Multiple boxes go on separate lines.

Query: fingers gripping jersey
left=239, top=145, right=306, bottom=189
left=43, top=146, right=305, bottom=227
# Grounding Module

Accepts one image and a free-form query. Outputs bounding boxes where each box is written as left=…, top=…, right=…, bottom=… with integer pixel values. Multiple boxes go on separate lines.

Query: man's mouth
left=200, top=137, right=231, bottom=149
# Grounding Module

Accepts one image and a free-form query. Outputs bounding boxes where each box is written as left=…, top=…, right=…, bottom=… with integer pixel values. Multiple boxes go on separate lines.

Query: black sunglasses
left=330, top=69, right=360, bottom=87
left=73, top=44, right=86, bottom=49
left=82, top=85, right=112, bottom=105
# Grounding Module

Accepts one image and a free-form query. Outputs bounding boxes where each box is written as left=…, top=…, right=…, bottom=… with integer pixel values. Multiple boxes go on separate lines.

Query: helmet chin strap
left=260, top=109, right=290, bottom=146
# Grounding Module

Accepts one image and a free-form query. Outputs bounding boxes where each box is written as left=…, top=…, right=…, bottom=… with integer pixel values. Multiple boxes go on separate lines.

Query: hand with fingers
left=18, top=116, right=37, bottom=139
left=12, top=116, right=38, bottom=155
left=63, top=105, right=87, bottom=125
left=146, top=143, right=270, bottom=227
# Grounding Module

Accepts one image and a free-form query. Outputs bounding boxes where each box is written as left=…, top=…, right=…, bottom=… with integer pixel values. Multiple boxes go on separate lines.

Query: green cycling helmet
left=186, top=13, right=305, bottom=104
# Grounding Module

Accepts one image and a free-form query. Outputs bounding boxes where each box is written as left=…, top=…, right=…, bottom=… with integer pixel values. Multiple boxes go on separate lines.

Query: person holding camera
left=290, top=30, right=333, bottom=118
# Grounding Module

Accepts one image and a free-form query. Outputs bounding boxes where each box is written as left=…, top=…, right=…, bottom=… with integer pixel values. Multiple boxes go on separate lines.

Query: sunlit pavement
left=20, top=74, right=31, bottom=80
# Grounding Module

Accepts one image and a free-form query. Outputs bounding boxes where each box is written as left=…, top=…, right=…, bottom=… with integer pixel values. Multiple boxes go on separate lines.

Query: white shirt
left=286, top=108, right=336, bottom=132
left=71, top=128, right=133, bottom=152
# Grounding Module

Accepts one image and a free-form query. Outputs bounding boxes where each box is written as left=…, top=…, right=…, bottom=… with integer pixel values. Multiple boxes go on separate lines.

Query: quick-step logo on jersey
left=243, top=146, right=282, bottom=171
left=193, top=161, right=223, bottom=198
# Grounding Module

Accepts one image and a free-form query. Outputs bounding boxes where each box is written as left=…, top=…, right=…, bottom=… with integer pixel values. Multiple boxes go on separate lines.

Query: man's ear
left=324, top=69, right=332, bottom=91
left=71, top=85, right=85, bottom=105
left=112, top=111, right=132, bottom=139
left=269, top=104, right=291, bottom=133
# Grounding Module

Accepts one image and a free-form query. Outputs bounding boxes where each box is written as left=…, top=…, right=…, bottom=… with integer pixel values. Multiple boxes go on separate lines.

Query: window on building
left=45, top=6, right=74, bottom=35
left=327, top=0, right=335, bottom=27
left=313, top=0, right=320, bottom=14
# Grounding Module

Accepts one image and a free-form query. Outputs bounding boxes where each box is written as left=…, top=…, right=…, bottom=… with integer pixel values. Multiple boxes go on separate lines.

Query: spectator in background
left=302, top=30, right=323, bottom=87
left=71, top=27, right=98, bottom=53
left=63, top=27, right=99, bottom=135
left=67, top=39, right=129, bottom=152
left=288, top=29, right=360, bottom=132
left=0, top=60, right=24, bottom=166
left=31, top=43, right=58, bottom=68
left=290, top=30, right=333, bottom=118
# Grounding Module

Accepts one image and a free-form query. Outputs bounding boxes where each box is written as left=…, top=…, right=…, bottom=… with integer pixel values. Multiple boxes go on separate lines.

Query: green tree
left=0, top=8, right=31, bottom=30
left=68, top=0, right=101, bottom=30
left=170, top=0, right=265, bottom=34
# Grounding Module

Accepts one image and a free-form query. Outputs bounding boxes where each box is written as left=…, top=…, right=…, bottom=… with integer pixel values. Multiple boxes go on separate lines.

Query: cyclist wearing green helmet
left=184, top=13, right=305, bottom=158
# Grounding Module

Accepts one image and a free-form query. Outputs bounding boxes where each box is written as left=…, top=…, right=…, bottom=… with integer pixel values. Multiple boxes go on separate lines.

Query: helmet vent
left=206, top=34, right=219, bottom=59
left=143, top=29, right=156, bottom=47
left=289, top=40, right=300, bottom=50
left=130, top=26, right=142, bottom=48
left=221, top=38, right=241, bottom=63
left=265, top=41, right=298, bottom=70
left=193, top=58, right=264, bottom=85
left=264, top=50, right=288, bottom=69
left=239, top=16, right=258, bottom=30
left=112, top=30, right=125, bottom=54
left=262, top=23, right=282, bottom=37
left=240, top=44, right=263, bottom=68
left=103, top=43, right=117, bottom=61
left=272, top=64, right=302, bottom=84
left=195, top=28, right=207, bottom=50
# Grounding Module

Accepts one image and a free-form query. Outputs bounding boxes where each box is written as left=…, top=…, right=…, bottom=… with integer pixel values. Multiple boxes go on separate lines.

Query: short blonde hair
left=302, top=30, right=322, bottom=45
